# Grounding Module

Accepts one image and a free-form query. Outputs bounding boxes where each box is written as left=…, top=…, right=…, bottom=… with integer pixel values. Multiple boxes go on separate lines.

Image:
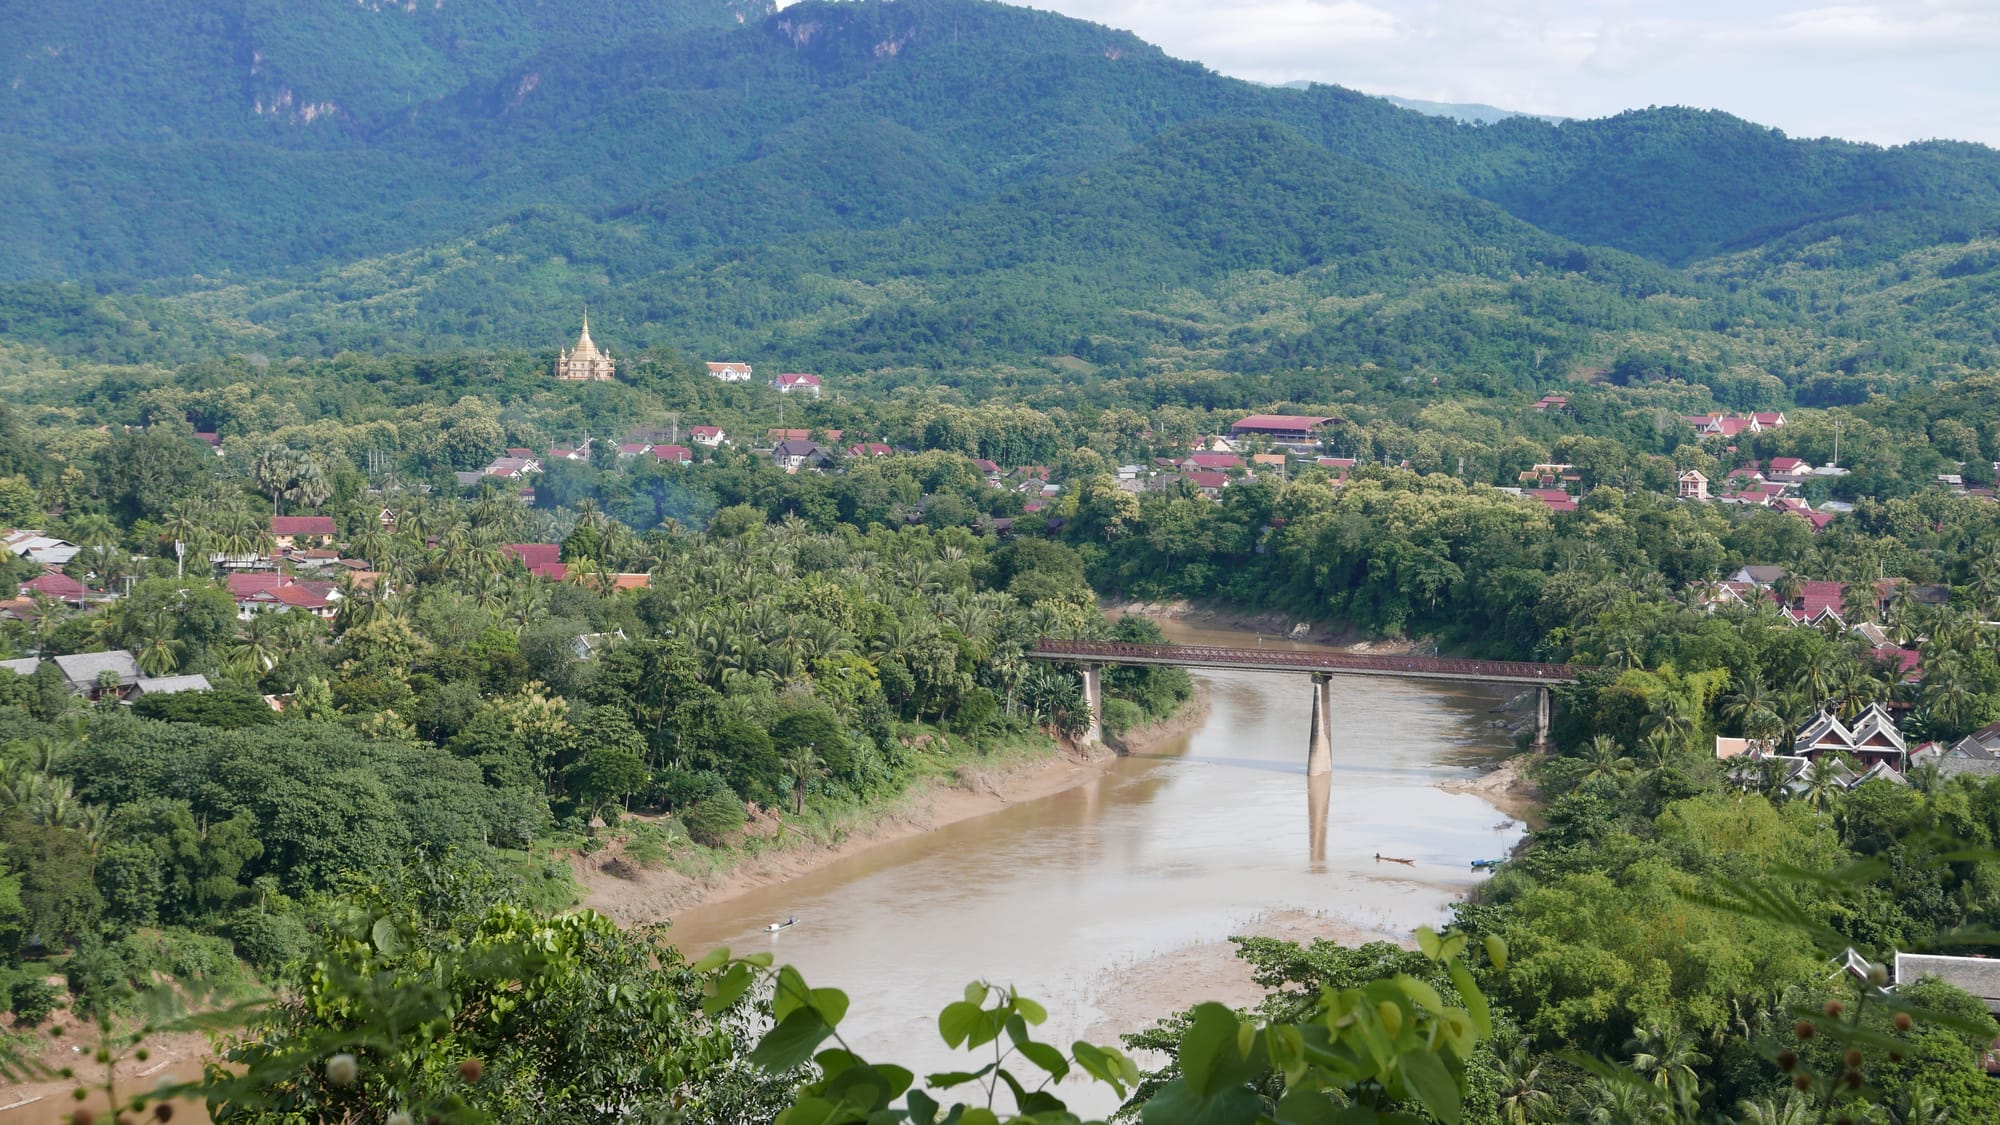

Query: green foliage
left=682, top=791, right=750, bottom=848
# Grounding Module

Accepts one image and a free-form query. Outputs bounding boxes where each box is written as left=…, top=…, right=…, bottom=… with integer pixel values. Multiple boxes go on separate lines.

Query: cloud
left=1018, top=0, right=2000, bottom=145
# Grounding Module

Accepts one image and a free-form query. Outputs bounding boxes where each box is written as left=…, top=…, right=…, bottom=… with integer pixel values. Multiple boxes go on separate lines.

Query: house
left=651, top=444, right=693, bottom=465
left=1793, top=704, right=1910, bottom=772
left=1252, top=453, right=1287, bottom=472
left=1196, top=435, right=1239, bottom=453
left=1184, top=471, right=1231, bottom=497
left=52, top=650, right=143, bottom=700
left=483, top=455, right=541, bottom=479
left=503, top=544, right=564, bottom=580
left=767, top=428, right=840, bottom=445
left=1527, top=489, right=1578, bottom=513
left=546, top=440, right=592, bottom=462
left=1531, top=394, right=1571, bottom=413
left=571, top=629, right=628, bottom=660
left=617, top=442, right=651, bottom=458
left=1183, top=453, right=1244, bottom=471
left=1676, top=469, right=1710, bottom=501
left=690, top=426, right=727, bottom=447
left=1228, top=414, right=1341, bottom=443
left=848, top=443, right=893, bottom=459
left=772, top=373, right=823, bottom=396
left=1729, top=565, right=1788, bottom=586
left=772, top=440, right=832, bottom=472
left=1894, top=954, right=2000, bottom=1014
left=20, top=570, right=88, bottom=605
left=1767, top=456, right=1812, bottom=479
left=4, top=531, right=80, bottom=567
left=706, top=361, right=753, bottom=382
left=238, top=582, right=340, bottom=620
left=1, top=651, right=213, bottom=702
left=131, top=674, right=214, bottom=697
left=270, top=516, right=338, bottom=551
left=193, top=432, right=223, bottom=456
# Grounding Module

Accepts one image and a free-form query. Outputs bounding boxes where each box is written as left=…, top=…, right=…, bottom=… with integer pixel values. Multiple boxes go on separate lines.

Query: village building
left=1228, top=414, right=1341, bottom=444
left=772, top=373, right=822, bottom=396
left=0, top=650, right=210, bottom=702
left=1676, top=469, right=1709, bottom=501
left=690, top=426, right=727, bottom=447
left=773, top=440, right=832, bottom=473
left=651, top=444, right=693, bottom=464
left=554, top=314, right=616, bottom=382
left=270, top=515, right=337, bottom=551
left=706, top=361, right=752, bottom=383
left=4, top=530, right=80, bottom=567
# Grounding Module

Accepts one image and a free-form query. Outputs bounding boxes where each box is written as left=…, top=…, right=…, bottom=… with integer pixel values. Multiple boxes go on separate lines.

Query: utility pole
left=1832, top=419, right=1841, bottom=468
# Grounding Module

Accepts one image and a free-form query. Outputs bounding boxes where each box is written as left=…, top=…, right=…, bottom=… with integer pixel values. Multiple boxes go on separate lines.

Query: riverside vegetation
left=5, top=0, right=2000, bottom=1120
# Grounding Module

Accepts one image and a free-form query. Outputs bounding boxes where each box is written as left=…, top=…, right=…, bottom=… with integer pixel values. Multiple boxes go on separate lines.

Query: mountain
left=1380, top=94, right=1565, bottom=125
left=1, top=0, right=1998, bottom=390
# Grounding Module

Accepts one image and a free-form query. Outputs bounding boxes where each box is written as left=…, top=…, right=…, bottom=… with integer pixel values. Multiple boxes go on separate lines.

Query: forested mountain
left=1, top=0, right=1998, bottom=388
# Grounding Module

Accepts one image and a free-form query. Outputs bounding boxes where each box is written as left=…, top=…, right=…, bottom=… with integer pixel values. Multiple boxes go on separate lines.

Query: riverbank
left=576, top=685, right=1211, bottom=926
left=1436, top=753, right=1542, bottom=826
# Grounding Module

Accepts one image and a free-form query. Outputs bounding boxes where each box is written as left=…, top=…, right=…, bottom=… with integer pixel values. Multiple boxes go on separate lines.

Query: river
left=665, top=622, right=1527, bottom=1112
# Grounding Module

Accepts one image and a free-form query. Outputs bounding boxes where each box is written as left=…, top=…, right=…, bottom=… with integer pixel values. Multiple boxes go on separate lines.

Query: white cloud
left=1018, top=0, right=2000, bottom=145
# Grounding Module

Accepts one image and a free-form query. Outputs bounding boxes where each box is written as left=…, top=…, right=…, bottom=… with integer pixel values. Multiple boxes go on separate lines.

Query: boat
left=1469, top=859, right=1503, bottom=870
left=766, top=916, right=798, bottom=933
left=1372, top=853, right=1415, bottom=866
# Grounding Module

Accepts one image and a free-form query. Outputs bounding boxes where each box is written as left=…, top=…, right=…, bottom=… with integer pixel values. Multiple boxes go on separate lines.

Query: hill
left=0, top=0, right=1998, bottom=392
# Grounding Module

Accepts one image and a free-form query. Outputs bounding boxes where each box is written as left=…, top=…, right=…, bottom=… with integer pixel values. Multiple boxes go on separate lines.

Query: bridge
left=1025, top=639, right=1580, bottom=775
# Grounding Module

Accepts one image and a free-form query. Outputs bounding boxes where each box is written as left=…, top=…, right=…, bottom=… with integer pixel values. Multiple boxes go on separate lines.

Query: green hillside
left=0, top=0, right=1998, bottom=395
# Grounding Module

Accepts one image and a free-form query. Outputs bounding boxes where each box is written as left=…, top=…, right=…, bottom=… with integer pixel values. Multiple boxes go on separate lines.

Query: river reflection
left=665, top=623, right=1526, bottom=1109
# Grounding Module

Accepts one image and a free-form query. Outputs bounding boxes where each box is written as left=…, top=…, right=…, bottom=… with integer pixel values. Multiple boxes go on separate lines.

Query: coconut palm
left=1492, top=1041, right=1555, bottom=1125
left=132, top=609, right=186, bottom=676
left=1734, top=1093, right=1812, bottom=1125
left=1629, top=1023, right=1708, bottom=1110
left=1802, top=755, right=1848, bottom=814
left=784, top=743, right=828, bottom=816
left=1580, top=734, right=1637, bottom=787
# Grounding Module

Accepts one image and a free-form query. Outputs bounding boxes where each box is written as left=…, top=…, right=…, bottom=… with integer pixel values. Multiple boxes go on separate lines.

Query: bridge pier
left=1081, top=663, right=1104, bottom=747
left=1307, top=672, right=1333, bottom=776
left=1534, top=685, right=1552, bottom=750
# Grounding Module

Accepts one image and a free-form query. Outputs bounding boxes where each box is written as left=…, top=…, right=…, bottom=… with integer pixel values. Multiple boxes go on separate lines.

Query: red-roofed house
left=1185, top=471, right=1231, bottom=497
left=1528, top=489, right=1578, bottom=513
left=20, top=570, right=87, bottom=604
left=848, top=443, right=893, bottom=458
left=504, top=544, right=562, bottom=571
left=226, top=572, right=287, bottom=599
left=651, top=444, right=693, bottom=464
left=1769, top=456, right=1810, bottom=476
left=1531, top=394, right=1570, bottom=412
left=1228, top=415, right=1341, bottom=442
left=1752, top=412, right=1788, bottom=429
left=773, top=373, right=823, bottom=396
left=706, top=362, right=753, bottom=382
left=690, top=426, right=727, bottom=447
left=617, top=442, right=651, bottom=457
left=270, top=516, right=337, bottom=550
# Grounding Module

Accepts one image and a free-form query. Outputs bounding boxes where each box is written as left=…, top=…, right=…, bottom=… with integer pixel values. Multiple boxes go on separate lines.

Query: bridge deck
left=1025, top=639, right=1578, bottom=685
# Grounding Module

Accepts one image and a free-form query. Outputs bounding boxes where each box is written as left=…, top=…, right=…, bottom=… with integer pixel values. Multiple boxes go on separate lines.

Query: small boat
left=766, top=916, right=798, bottom=933
left=1372, top=853, right=1415, bottom=866
left=1469, top=859, right=1503, bottom=870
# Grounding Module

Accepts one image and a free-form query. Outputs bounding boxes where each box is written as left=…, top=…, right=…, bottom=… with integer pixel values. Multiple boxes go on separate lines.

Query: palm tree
left=1580, top=734, right=1636, bottom=787
left=1802, top=755, right=1847, bottom=814
left=1581, top=1075, right=1662, bottom=1125
left=1492, top=1041, right=1554, bottom=1125
left=1645, top=693, right=1698, bottom=753
left=1840, top=580, right=1879, bottom=625
left=1774, top=570, right=1806, bottom=612
left=1629, top=1023, right=1708, bottom=1111
left=784, top=743, right=828, bottom=816
left=1734, top=1093, right=1812, bottom=1125
left=132, top=609, right=186, bottom=677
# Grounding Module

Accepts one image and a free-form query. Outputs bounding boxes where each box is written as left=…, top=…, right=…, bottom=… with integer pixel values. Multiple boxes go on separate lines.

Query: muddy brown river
left=666, top=622, right=1526, bottom=1111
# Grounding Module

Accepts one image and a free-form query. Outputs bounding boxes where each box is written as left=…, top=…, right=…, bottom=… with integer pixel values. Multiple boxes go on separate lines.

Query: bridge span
left=1024, top=639, right=1578, bottom=773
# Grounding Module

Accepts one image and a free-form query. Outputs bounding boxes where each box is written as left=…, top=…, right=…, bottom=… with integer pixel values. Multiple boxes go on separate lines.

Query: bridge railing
left=1027, top=638, right=1578, bottom=682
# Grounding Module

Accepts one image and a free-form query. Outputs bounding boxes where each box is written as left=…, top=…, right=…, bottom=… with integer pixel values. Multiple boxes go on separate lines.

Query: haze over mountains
left=2, top=0, right=1998, bottom=390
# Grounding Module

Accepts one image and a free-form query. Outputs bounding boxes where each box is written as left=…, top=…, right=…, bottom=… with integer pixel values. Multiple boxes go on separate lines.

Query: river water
left=665, top=622, right=1526, bottom=1110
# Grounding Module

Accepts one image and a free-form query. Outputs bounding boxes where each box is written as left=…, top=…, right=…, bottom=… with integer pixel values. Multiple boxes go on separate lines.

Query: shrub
left=1100, top=697, right=1145, bottom=739
left=9, top=977, right=61, bottom=1026
left=229, top=910, right=311, bottom=974
left=681, top=792, right=749, bottom=847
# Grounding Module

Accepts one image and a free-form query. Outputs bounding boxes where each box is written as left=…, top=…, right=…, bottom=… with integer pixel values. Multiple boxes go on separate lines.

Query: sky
left=1014, top=0, right=2000, bottom=146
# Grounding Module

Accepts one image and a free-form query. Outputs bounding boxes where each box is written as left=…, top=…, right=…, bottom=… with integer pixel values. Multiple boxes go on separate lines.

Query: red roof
left=504, top=543, right=561, bottom=569
left=529, top=562, right=568, bottom=581
left=1769, top=457, right=1807, bottom=473
left=226, top=572, right=286, bottom=597
left=651, top=444, right=692, bottom=463
left=21, top=571, right=85, bottom=598
left=618, top=442, right=649, bottom=455
left=1185, top=471, right=1230, bottom=490
left=1230, top=414, right=1339, bottom=435
left=1187, top=453, right=1244, bottom=470
left=270, top=585, right=333, bottom=609
left=1528, top=489, right=1578, bottom=513
left=848, top=443, right=892, bottom=457
left=776, top=373, right=822, bottom=387
left=271, top=516, right=336, bottom=537
left=1752, top=412, right=1787, bottom=426
left=973, top=459, right=1001, bottom=474
left=690, top=426, right=724, bottom=438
